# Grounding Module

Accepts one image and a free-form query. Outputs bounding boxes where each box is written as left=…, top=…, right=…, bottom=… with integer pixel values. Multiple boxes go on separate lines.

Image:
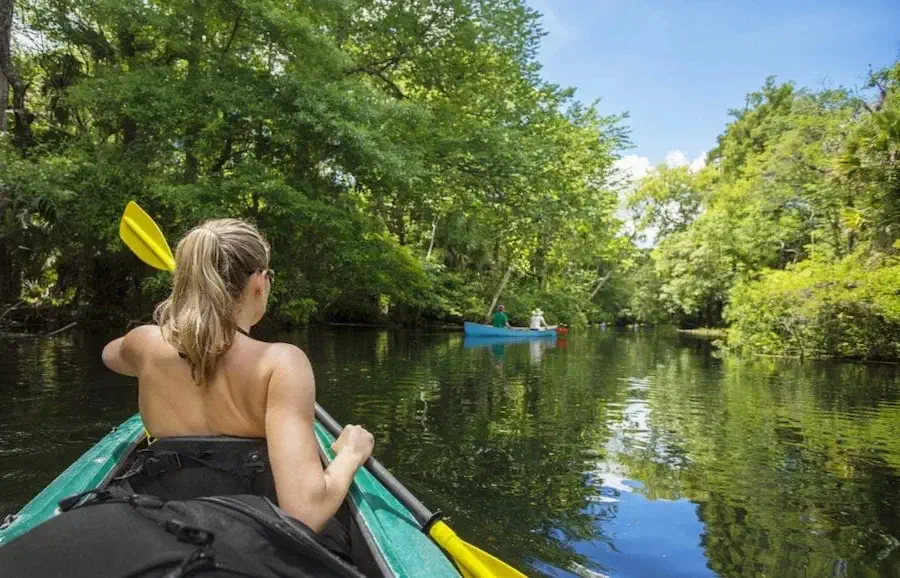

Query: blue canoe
left=463, top=321, right=556, bottom=338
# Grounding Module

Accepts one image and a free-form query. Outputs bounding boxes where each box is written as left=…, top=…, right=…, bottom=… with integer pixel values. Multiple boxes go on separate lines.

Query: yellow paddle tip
left=429, top=520, right=528, bottom=578
left=120, top=201, right=176, bottom=271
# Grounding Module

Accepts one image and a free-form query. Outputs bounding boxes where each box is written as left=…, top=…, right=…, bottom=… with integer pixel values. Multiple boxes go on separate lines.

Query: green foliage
left=498, top=282, right=592, bottom=328
left=627, top=164, right=703, bottom=239
left=838, top=62, right=900, bottom=252
left=727, top=256, right=900, bottom=360
left=618, top=252, right=668, bottom=324
left=0, top=0, right=628, bottom=328
left=624, top=60, right=900, bottom=358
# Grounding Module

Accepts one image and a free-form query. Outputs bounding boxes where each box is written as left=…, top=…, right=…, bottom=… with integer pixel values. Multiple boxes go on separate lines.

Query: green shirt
left=491, top=311, right=509, bottom=328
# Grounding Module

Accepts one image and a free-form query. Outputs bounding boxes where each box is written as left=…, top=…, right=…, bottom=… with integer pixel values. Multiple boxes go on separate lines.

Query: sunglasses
left=251, top=269, right=274, bottom=285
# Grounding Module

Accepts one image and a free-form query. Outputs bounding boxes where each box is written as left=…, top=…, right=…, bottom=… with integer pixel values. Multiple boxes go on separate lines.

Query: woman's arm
left=264, top=343, right=374, bottom=532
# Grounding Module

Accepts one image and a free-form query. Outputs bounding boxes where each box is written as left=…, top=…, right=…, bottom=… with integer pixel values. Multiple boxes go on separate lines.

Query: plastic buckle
left=165, top=519, right=215, bottom=546
left=144, top=452, right=182, bottom=477
left=128, top=494, right=165, bottom=509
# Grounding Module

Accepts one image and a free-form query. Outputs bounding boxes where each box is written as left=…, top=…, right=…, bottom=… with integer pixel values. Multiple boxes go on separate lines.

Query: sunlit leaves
left=626, top=62, right=900, bottom=342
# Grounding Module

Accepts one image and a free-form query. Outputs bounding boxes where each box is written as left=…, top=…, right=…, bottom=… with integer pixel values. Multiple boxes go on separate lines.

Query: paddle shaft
left=313, top=404, right=435, bottom=529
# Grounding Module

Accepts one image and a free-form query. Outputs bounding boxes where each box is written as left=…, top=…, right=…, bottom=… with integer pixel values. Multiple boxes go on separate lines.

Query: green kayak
left=0, top=414, right=460, bottom=578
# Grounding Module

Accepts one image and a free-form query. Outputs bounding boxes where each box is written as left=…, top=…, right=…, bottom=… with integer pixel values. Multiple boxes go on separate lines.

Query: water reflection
left=3, top=330, right=900, bottom=577
left=463, top=335, right=560, bottom=366
left=0, top=333, right=137, bottom=515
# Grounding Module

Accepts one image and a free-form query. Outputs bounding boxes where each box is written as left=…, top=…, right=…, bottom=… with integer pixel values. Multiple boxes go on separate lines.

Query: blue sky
left=525, top=0, right=900, bottom=177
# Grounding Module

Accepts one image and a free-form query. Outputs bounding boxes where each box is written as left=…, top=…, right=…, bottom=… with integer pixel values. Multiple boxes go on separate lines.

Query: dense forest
left=625, top=67, right=900, bottom=361
left=1, top=0, right=899, bottom=359
left=0, top=0, right=629, bottom=331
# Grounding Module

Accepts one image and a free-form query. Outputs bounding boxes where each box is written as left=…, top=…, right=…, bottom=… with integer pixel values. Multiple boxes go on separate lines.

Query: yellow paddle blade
left=120, top=201, right=175, bottom=272
left=429, top=520, right=528, bottom=578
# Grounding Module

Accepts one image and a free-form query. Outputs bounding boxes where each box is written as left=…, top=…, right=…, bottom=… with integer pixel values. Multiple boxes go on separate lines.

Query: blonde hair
left=154, top=218, right=270, bottom=385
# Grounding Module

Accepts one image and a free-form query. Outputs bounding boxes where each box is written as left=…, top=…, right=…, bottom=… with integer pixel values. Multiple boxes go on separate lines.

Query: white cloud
left=663, top=149, right=708, bottom=173
left=614, top=150, right=707, bottom=188
left=689, top=154, right=707, bottom=173
left=613, top=154, right=651, bottom=184
left=665, top=150, right=688, bottom=168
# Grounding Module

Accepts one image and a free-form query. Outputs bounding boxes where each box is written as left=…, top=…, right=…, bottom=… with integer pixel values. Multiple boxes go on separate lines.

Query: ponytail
left=154, top=219, right=270, bottom=386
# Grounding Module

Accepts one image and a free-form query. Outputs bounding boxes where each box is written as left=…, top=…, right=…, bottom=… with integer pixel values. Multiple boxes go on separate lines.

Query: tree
left=623, top=68, right=896, bottom=337
left=627, top=164, right=704, bottom=240
left=0, top=0, right=629, bottom=330
left=0, top=0, right=33, bottom=147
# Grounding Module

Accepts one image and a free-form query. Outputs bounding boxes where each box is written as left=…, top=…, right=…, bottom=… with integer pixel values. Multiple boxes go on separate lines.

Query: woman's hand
left=331, top=425, right=374, bottom=467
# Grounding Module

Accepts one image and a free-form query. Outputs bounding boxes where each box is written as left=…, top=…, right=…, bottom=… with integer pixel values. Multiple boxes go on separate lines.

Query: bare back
left=103, top=323, right=372, bottom=532
left=126, top=325, right=273, bottom=438
left=110, top=325, right=272, bottom=437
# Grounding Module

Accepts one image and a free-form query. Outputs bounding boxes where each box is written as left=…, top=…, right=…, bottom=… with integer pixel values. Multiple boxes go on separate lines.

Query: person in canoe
left=491, top=304, right=512, bottom=329
left=100, top=218, right=374, bottom=538
left=530, top=307, right=556, bottom=331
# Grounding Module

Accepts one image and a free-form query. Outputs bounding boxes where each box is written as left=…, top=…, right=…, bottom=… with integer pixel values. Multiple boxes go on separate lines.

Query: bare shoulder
left=264, top=342, right=311, bottom=365
left=264, top=342, right=314, bottom=378
left=262, top=342, right=315, bottom=402
left=117, top=324, right=160, bottom=353
left=103, top=324, right=163, bottom=375
left=122, top=324, right=164, bottom=354
left=125, top=324, right=162, bottom=343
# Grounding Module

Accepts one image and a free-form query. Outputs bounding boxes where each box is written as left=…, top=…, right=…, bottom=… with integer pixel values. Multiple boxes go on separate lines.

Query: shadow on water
left=3, top=328, right=900, bottom=577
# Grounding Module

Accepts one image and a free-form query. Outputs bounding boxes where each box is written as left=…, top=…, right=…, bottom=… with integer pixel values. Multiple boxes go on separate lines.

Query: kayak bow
left=0, top=415, right=461, bottom=577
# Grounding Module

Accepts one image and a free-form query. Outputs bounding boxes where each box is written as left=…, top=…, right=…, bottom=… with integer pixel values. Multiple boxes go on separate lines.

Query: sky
left=524, top=0, right=900, bottom=180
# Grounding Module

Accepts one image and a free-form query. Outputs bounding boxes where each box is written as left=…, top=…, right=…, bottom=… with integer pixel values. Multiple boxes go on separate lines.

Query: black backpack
left=0, top=489, right=365, bottom=578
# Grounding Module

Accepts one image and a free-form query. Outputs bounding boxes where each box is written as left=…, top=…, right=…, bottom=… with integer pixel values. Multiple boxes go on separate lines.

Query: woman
left=101, top=218, right=373, bottom=534
left=530, top=308, right=549, bottom=330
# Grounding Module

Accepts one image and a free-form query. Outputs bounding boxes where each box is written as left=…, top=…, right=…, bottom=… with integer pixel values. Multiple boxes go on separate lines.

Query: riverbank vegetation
left=624, top=64, right=900, bottom=361
left=2, top=0, right=900, bottom=360
left=0, top=0, right=629, bottom=331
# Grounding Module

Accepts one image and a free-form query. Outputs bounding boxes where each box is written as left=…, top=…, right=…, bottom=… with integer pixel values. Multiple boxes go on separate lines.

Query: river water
left=2, top=328, right=900, bottom=577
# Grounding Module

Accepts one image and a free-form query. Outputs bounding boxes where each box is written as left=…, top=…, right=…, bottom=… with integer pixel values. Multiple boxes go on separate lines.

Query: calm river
left=2, top=328, right=899, bottom=577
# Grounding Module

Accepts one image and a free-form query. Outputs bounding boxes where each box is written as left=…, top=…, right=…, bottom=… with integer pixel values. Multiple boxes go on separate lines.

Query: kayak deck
left=0, top=414, right=459, bottom=578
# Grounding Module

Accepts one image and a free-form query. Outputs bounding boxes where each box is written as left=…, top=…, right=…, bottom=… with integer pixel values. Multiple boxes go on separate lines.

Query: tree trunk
left=532, top=244, right=547, bottom=291
left=0, top=68, right=8, bottom=134
left=0, top=0, right=33, bottom=149
left=590, top=270, right=614, bottom=300
left=484, top=264, right=514, bottom=322
left=182, top=0, right=205, bottom=183
left=0, top=241, right=21, bottom=305
left=119, top=27, right=138, bottom=149
left=425, top=217, right=437, bottom=261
